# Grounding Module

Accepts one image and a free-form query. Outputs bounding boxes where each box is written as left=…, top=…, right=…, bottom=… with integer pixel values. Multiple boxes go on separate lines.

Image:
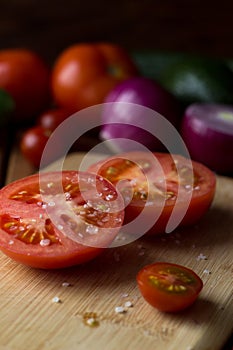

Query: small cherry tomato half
left=0, top=171, right=124, bottom=269
left=88, top=151, right=216, bottom=235
left=51, top=42, right=138, bottom=112
left=0, top=49, right=50, bottom=121
left=137, top=262, right=203, bottom=312
left=37, top=108, right=72, bottom=132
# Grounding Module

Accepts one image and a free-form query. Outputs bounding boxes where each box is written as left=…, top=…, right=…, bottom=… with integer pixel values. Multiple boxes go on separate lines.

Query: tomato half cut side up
left=0, top=171, right=124, bottom=269
left=88, top=151, right=216, bottom=235
left=137, top=262, right=203, bottom=312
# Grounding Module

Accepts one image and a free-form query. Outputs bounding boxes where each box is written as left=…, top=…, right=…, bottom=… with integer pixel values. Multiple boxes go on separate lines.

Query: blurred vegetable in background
left=37, top=108, right=72, bottom=132
left=100, top=76, right=181, bottom=152
left=133, top=51, right=233, bottom=107
left=0, top=43, right=231, bottom=176
left=157, top=57, right=233, bottom=107
left=181, top=103, right=233, bottom=174
left=0, top=49, right=50, bottom=123
left=0, top=89, right=15, bottom=127
left=51, top=42, right=138, bottom=112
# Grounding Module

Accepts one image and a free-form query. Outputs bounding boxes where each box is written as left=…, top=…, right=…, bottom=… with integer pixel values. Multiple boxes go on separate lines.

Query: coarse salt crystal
left=203, top=269, right=211, bottom=275
left=106, top=194, right=114, bottom=201
left=8, top=240, right=14, bottom=245
left=124, top=301, right=133, bottom=308
left=114, top=217, right=122, bottom=223
left=64, top=191, right=71, bottom=197
left=87, top=177, right=95, bottom=184
left=115, top=306, right=125, bottom=314
left=40, top=239, right=51, bottom=247
left=86, top=225, right=99, bottom=235
left=83, top=312, right=99, bottom=327
left=196, top=253, right=207, bottom=261
left=121, top=293, right=129, bottom=298
left=47, top=182, right=54, bottom=188
left=62, top=282, right=71, bottom=287
left=52, top=296, right=61, bottom=303
left=86, top=317, right=96, bottom=326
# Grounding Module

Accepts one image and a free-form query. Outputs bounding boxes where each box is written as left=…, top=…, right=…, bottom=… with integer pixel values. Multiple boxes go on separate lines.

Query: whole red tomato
left=51, top=42, right=138, bottom=112
left=37, top=108, right=72, bottom=131
left=0, top=49, right=50, bottom=121
left=20, top=126, right=66, bottom=168
left=20, top=126, right=51, bottom=168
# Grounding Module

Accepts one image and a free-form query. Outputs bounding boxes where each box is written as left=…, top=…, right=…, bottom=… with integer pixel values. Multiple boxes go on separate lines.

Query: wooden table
left=0, top=132, right=232, bottom=350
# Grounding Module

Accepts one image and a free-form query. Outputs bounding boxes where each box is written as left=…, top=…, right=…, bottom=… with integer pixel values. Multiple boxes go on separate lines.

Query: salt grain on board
left=124, top=301, right=133, bottom=308
left=115, top=306, right=125, bottom=314
left=62, top=282, right=71, bottom=287
left=52, top=296, right=61, bottom=303
left=196, top=253, right=207, bottom=261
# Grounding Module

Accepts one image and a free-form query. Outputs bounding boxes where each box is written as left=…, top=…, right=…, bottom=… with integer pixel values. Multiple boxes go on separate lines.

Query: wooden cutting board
left=1, top=150, right=233, bottom=350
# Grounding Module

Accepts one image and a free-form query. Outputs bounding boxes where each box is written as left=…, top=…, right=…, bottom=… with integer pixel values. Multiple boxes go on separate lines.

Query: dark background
left=0, top=3, right=233, bottom=348
left=1, top=0, right=233, bottom=64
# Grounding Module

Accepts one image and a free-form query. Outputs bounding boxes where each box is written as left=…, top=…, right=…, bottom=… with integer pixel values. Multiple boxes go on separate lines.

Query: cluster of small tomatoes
left=0, top=42, right=139, bottom=167
left=0, top=43, right=215, bottom=313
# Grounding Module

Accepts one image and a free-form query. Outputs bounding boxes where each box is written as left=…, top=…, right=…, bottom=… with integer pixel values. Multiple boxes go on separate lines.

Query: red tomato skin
left=0, top=49, right=50, bottom=121
left=20, top=126, right=51, bottom=168
left=20, top=125, right=67, bottom=168
left=37, top=108, right=72, bottom=131
left=51, top=42, right=138, bottom=112
left=0, top=244, right=104, bottom=269
left=137, top=262, right=203, bottom=312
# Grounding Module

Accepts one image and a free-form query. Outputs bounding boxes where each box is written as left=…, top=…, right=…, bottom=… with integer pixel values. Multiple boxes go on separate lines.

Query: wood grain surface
left=0, top=151, right=232, bottom=350
left=1, top=2, right=233, bottom=348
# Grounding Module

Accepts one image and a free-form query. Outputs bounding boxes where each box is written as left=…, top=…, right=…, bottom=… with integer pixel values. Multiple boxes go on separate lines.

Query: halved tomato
left=0, top=171, right=124, bottom=269
left=88, top=151, right=216, bottom=235
left=137, top=262, right=203, bottom=312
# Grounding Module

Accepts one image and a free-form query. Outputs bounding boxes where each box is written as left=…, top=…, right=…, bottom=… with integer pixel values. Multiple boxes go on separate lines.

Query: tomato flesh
left=137, top=262, right=203, bottom=312
left=88, top=151, right=216, bottom=235
left=0, top=171, right=124, bottom=269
